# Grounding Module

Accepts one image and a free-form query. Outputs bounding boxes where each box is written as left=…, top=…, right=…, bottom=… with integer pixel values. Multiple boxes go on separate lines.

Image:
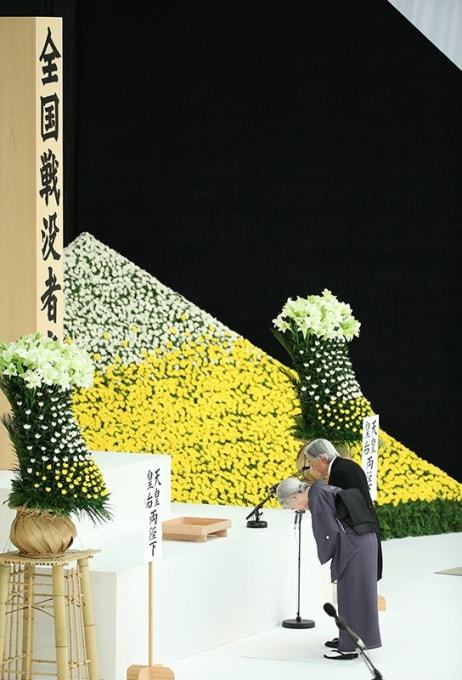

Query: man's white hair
left=276, top=477, right=309, bottom=508
left=303, top=438, right=339, bottom=462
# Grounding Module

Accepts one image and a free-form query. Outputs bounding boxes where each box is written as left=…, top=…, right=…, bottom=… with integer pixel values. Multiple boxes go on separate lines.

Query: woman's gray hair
left=302, top=438, right=339, bottom=462
left=276, top=477, right=309, bottom=508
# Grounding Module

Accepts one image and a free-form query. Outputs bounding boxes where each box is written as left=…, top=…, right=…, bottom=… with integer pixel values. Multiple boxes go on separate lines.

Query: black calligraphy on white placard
left=361, top=414, right=379, bottom=501
left=37, top=22, right=62, bottom=339
left=144, top=466, right=164, bottom=561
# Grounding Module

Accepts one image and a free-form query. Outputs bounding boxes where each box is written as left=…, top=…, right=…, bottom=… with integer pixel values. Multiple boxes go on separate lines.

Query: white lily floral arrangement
left=0, top=333, right=94, bottom=390
left=0, top=333, right=111, bottom=522
left=272, top=289, right=373, bottom=446
left=273, top=288, right=361, bottom=341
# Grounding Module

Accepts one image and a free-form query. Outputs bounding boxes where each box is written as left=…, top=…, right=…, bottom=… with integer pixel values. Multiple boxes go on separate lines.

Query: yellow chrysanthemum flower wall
left=64, top=233, right=462, bottom=537
left=73, top=337, right=300, bottom=506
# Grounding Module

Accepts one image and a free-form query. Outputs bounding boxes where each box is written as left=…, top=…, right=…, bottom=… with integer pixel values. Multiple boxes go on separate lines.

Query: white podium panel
left=0, top=451, right=171, bottom=553
left=86, top=503, right=331, bottom=679
left=0, top=456, right=331, bottom=680
left=75, top=451, right=171, bottom=553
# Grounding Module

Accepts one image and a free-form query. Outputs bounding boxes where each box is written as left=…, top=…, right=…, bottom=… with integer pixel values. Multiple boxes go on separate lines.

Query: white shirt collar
left=328, top=457, right=336, bottom=476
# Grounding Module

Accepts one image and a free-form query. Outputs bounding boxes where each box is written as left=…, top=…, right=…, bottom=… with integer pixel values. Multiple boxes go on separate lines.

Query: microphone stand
left=246, top=466, right=310, bottom=528
left=329, top=612, right=383, bottom=678
left=357, top=650, right=383, bottom=680
left=246, top=489, right=275, bottom=528
left=345, top=630, right=383, bottom=679
left=282, top=510, right=315, bottom=629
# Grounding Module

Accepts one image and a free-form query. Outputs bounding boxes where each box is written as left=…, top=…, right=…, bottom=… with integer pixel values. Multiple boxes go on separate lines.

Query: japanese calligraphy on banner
left=361, top=414, right=379, bottom=501
left=36, top=19, right=63, bottom=340
left=143, top=464, right=167, bottom=562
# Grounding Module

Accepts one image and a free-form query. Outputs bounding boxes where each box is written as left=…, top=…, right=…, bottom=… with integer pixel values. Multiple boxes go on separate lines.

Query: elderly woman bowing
left=276, top=477, right=382, bottom=661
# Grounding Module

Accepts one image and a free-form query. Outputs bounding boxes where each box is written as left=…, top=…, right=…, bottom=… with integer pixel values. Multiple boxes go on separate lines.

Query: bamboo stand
left=0, top=549, right=99, bottom=680
left=127, top=562, right=174, bottom=680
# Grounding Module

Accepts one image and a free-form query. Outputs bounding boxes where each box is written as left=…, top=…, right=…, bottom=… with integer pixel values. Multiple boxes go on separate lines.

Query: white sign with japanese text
left=361, top=414, right=379, bottom=501
left=143, top=463, right=167, bottom=562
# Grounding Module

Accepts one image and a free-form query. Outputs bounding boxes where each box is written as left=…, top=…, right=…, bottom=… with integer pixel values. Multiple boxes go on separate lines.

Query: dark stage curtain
left=2, top=1, right=461, bottom=480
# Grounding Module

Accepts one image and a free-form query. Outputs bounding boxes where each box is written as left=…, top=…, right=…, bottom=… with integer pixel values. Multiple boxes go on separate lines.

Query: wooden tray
left=162, top=517, right=231, bottom=542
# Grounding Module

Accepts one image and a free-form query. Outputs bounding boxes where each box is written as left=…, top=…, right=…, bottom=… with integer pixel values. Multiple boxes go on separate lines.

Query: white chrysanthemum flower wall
left=62, top=232, right=462, bottom=539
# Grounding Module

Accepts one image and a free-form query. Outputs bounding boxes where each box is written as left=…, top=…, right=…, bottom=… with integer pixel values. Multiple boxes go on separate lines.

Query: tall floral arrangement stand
left=0, top=334, right=111, bottom=554
left=0, top=549, right=99, bottom=680
left=0, top=335, right=111, bottom=677
left=272, top=289, right=374, bottom=453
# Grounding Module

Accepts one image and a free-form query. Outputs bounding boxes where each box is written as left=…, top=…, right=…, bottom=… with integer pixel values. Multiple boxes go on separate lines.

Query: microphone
left=323, top=603, right=366, bottom=650
left=296, top=465, right=310, bottom=475
left=271, top=466, right=310, bottom=496
left=323, top=602, right=337, bottom=618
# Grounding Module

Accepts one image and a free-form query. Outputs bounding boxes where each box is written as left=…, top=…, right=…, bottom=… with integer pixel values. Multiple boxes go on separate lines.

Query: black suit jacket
left=328, top=457, right=383, bottom=580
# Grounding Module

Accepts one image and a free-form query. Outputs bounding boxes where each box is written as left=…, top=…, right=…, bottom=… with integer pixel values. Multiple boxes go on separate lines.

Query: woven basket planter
left=10, top=507, right=77, bottom=558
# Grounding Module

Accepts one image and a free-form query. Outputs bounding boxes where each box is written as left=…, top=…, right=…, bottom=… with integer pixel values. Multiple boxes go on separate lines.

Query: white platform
left=84, top=502, right=330, bottom=679
left=167, top=530, right=462, bottom=680
left=0, top=453, right=330, bottom=680
left=0, top=452, right=172, bottom=680
left=2, top=457, right=461, bottom=680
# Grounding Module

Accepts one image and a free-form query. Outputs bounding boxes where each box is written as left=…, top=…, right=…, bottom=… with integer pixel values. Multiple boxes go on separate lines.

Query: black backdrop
left=2, top=0, right=461, bottom=480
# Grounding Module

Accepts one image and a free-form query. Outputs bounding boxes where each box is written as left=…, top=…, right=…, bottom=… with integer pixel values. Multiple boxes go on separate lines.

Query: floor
left=165, top=531, right=462, bottom=680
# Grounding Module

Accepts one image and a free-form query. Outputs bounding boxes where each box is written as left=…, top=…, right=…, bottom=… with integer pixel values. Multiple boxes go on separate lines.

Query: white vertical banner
left=361, top=414, right=379, bottom=501
left=143, top=463, right=166, bottom=562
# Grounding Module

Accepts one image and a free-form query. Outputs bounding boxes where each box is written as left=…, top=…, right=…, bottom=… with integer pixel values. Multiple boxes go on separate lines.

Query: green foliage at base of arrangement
left=377, top=499, right=462, bottom=540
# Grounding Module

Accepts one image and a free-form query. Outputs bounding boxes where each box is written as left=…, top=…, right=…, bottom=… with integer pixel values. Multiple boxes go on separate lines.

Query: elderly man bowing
left=276, top=477, right=382, bottom=660
left=300, top=437, right=383, bottom=651
left=301, top=438, right=383, bottom=580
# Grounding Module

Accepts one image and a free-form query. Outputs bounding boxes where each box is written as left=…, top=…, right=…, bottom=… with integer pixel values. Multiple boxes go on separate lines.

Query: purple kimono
left=308, top=480, right=382, bottom=652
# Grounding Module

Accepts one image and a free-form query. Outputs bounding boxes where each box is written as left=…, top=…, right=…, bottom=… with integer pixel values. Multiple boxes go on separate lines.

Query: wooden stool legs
left=52, top=565, right=69, bottom=680
left=0, top=550, right=100, bottom=680
left=0, top=565, right=9, bottom=664
left=22, top=565, right=35, bottom=680
left=51, top=558, right=101, bottom=680
left=78, top=557, right=99, bottom=680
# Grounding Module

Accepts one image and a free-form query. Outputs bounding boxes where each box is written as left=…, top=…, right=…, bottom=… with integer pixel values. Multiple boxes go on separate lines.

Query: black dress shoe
left=324, top=650, right=358, bottom=660
left=324, top=637, right=339, bottom=648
